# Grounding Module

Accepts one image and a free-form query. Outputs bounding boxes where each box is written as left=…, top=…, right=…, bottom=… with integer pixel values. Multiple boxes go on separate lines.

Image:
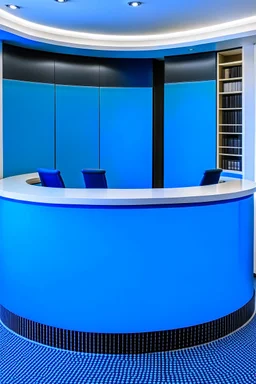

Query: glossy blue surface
left=100, top=87, right=152, bottom=188
left=56, top=85, right=99, bottom=188
left=164, top=81, right=216, bottom=188
left=3, top=80, right=55, bottom=177
left=0, top=196, right=253, bottom=333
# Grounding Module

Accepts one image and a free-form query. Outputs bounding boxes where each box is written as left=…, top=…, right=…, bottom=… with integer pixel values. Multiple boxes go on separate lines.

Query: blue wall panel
left=3, top=80, right=54, bottom=177
left=164, top=81, right=216, bottom=187
left=100, top=88, right=152, bottom=188
left=56, top=85, right=99, bottom=188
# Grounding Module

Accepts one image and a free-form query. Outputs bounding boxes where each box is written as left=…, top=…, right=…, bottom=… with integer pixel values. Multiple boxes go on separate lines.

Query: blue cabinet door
left=3, top=80, right=55, bottom=177
left=100, top=87, right=152, bottom=189
left=164, top=81, right=216, bottom=188
left=56, top=85, right=99, bottom=188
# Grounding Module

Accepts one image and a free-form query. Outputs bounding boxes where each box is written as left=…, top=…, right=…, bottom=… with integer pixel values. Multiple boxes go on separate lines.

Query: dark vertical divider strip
left=98, top=63, right=101, bottom=169
left=215, top=75, right=217, bottom=167
left=54, top=58, right=57, bottom=169
left=153, top=60, right=164, bottom=188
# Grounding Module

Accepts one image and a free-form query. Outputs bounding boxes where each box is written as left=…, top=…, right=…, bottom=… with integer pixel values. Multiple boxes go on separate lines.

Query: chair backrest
left=37, top=168, right=65, bottom=188
left=200, top=169, right=222, bottom=186
left=81, top=169, right=108, bottom=188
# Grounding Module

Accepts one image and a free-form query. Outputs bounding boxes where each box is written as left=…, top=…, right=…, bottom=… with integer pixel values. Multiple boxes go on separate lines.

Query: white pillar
left=243, top=44, right=255, bottom=181
left=246, top=44, right=256, bottom=274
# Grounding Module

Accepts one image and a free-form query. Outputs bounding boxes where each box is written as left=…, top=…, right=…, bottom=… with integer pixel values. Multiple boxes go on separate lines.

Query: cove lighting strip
left=1, top=9, right=256, bottom=50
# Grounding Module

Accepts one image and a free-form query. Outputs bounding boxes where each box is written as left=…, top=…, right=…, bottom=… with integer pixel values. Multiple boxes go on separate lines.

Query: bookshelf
left=217, top=49, right=243, bottom=174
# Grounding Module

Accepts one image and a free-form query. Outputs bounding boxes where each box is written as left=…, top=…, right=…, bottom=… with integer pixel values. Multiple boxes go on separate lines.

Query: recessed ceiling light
left=55, top=0, right=67, bottom=3
left=6, top=4, right=20, bottom=9
left=128, top=2, right=142, bottom=7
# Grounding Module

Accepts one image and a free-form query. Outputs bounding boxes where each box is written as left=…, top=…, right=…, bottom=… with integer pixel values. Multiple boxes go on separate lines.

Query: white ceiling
left=0, top=0, right=256, bottom=35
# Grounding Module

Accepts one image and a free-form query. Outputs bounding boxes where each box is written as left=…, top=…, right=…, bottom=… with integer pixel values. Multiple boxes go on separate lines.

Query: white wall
left=243, top=45, right=255, bottom=181
left=247, top=44, right=256, bottom=274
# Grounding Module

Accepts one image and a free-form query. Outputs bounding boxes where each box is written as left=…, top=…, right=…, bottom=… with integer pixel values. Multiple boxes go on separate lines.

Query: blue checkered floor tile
left=1, top=280, right=255, bottom=384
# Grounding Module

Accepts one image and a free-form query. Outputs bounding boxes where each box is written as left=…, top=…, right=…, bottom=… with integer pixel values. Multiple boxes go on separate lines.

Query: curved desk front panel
left=0, top=175, right=255, bottom=353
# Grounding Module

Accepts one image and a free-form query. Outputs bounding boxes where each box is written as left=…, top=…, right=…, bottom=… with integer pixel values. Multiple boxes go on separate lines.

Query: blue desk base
left=0, top=293, right=254, bottom=353
left=0, top=195, right=254, bottom=353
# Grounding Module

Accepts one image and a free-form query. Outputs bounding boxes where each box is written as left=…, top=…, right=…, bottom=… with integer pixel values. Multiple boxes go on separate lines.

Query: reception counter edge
left=0, top=173, right=255, bottom=206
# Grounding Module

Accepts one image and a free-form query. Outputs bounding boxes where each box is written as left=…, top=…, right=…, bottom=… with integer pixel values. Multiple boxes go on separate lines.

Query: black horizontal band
left=3, top=44, right=153, bottom=87
left=0, top=292, right=254, bottom=354
left=165, top=52, right=216, bottom=83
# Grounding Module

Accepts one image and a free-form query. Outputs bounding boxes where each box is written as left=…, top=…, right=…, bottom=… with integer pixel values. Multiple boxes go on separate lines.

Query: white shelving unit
left=219, top=77, right=242, bottom=82
left=219, top=60, right=242, bottom=67
left=217, top=49, right=243, bottom=174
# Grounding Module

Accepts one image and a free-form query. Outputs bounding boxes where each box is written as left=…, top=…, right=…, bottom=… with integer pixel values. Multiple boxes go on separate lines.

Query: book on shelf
left=222, top=158, right=242, bottom=171
left=220, top=125, right=242, bottom=133
left=220, top=148, right=242, bottom=155
left=222, top=110, right=242, bottom=124
left=222, top=137, right=242, bottom=148
left=223, top=81, right=242, bottom=92
left=223, top=66, right=242, bottom=79
left=222, top=94, right=242, bottom=108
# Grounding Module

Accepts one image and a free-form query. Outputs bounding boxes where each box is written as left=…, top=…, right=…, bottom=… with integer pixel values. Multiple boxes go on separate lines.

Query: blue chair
left=81, top=169, right=108, bottom=188
left=37, top=168, right=65, bottom=188
left=200, top=169, right=222, bottom=186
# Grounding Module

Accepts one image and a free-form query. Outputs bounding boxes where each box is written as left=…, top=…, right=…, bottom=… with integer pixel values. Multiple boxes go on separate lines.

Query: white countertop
left=0, top=173, right=255, bottom=206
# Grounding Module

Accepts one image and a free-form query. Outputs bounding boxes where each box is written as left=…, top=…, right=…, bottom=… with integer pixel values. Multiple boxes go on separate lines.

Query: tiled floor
left=1, top=279, right=256, bottom=384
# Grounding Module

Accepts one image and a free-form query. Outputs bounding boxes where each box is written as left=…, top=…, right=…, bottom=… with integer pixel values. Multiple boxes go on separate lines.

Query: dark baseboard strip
left=0, top=293, right=254, bottom=354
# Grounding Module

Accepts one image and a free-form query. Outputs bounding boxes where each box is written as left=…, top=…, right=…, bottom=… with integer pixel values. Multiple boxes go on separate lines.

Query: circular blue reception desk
left=0, top=174, right=255, bottom=354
